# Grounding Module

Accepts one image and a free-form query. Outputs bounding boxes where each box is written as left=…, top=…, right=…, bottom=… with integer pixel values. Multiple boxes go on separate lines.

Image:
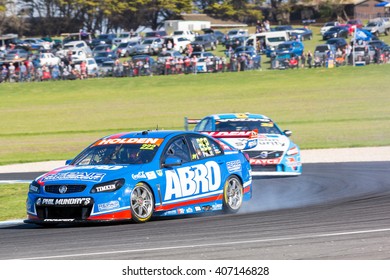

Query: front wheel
left=130, top=183, right=154, bottom=223
left=222, top=176, right=243, bottom=213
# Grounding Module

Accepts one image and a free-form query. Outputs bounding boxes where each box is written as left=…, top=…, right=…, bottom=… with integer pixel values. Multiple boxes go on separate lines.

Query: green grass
left=0, top=184, right=28, bottom=221
left=1, top=64, right=390, bottom=165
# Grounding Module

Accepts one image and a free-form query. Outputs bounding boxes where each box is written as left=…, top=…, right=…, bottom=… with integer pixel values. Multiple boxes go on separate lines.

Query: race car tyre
left=222, top=175, right=243, bottom=213
left=130, top=183, right=154, bottom=223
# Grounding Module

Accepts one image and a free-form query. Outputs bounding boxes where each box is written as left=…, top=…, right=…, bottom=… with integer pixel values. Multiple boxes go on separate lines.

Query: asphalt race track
left=1, top=162, right=390, bottom=260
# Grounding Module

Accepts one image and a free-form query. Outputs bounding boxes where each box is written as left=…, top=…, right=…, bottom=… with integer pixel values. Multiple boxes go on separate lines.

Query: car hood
left=36, top=164, right=142, bottom=185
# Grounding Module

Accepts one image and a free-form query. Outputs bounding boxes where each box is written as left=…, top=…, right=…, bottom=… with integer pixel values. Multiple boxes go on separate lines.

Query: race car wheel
left=222, top=176, right=243, bottom=213
left=130, top=183, right=154, bottom=223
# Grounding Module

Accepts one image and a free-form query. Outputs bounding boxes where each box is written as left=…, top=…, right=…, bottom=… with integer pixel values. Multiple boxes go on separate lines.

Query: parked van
left=246, top=31, right=289, bottom=51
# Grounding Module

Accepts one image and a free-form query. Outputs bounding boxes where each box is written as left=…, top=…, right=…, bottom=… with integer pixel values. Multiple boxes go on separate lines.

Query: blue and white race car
left=186, top=113, right=302, bottom=176
left=25, top=130, right=252, bottom=226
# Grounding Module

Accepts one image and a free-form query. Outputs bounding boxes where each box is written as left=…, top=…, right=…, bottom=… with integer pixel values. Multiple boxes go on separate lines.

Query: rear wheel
left=222, top=176, right=243, bottom=213
left=130, top=183, right=154, bottom=223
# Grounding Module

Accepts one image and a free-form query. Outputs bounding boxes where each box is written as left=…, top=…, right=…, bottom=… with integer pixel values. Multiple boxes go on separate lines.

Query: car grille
left=45, top=184, right=86, bottom=194
left=251, top=165, right=277, bottom=172
left=245, top=150, right=284, bottom=159
left=36, top=205, right=93, bottom=220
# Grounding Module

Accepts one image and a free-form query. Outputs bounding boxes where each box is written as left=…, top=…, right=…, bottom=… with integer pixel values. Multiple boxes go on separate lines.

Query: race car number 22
left=214, top=266, right=269, bottom=276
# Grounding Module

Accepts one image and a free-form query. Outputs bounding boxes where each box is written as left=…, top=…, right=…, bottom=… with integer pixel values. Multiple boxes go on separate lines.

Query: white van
left=246, top=31, right=289, bottom=50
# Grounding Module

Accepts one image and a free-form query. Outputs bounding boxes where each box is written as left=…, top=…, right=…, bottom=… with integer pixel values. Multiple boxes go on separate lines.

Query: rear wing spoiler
left=184, top=117, right=200, bottom=131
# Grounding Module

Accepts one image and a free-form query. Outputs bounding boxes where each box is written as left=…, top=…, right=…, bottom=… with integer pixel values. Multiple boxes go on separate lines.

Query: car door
left=159, top=134, right=225, bottom=207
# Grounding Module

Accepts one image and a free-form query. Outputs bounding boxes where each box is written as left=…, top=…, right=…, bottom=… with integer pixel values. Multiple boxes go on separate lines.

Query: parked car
left=314, top=44, right=336, bottom=60
left=326, top=38, right=348, bottom=51
left=290, top=27, right=313, bottom=40
left=25, top=130, right=252, bottom=226
left=363, top=19, right=389, bottom=36
left=112, top=32, right=141, bottom=45
left=157, top=50, right=184, bottom=64
left=134, top=37, right=164, bottom=55
left=353, top=45, right=375, bottom=64
left=320, top=21, right=340, bottom=35
left=191, top=51, right=215, bottom=58
left=73, top=57, right=99, bottom=76
left=346, top=19, right=363, bottom=29
left=94, top=51, right=117, bottom=65
left=136, top=57, right=154, bottom=76
left=368, top=39, right=389, bottom=50
left=38, top=52, right=61, bottom=66
left=58, top=40, right=92, bottom=58
left=116, top=41, right=137, bottom=57
left=23, top=38, right=52, bottom=50
left=234, top=46, right=258, bottom=58
left=144, top=30, right=167, bottom=38
left=190, top=34, right=217, bottom=51
left=322, top=26, right=349, bottom=40
left=187, top=112, right=302, bottom=176
left=224, top=35, right=249, bottom=50
left=196, top=56, right=221, bottom=73
left=92, top=44, right=113, bottom=56
left=163, top=36, right=191, bottom=53
left=274, top=52, right=299, bottom=70
left=90, top=33, right=116, bottom=48
left=274, top=41, right=304, bottom=57
left=5, top=49, right=29, bottom=60
left=202, top=28, right=226, bottom=44
left=171, top=30, right=196, bottom=41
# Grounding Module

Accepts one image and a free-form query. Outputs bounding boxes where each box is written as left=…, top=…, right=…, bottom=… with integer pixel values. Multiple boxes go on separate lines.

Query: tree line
left=0, top=0, right=348, bottom=36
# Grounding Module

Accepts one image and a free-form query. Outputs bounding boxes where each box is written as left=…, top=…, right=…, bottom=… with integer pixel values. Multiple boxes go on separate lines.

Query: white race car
left=186, top=113, right=302, bottom=176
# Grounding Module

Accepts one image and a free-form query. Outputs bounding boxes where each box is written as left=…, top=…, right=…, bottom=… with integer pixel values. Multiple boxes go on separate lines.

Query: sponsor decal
left=226, top=160, right=241, bottom=173
left=212, top=204, right=223, bottom=210
left=194, top=206, right=202, bottom=212
left=250, top=158, right=281, bottom=166
left=37, top=197, right=92, bottom=206
left=93, top=138, right=163, bottom=146
left=145, top=171, right=157, bottom=180
left=67, top=165, right=124, bottom=171
left=156, top=170, right=163, bottom=177
left=98, top=200, right=120, bottom=211
left=246, top=139, right=258, bottom=149
left=286, top=157, right=302, bottom=168
left=163, top=210, right=177, bottom=216
left=132, top=171, right=147, bottom=180
left=186, top=207, right=193, bottom=213
left=257, top=138, right=281, bottom=146
left=42, top=172, right=105, bottom=183
left=178, top=208, right=185, bottom=214
left=164, top=161, right=221, bottom=201
left=95, top=184, right=116, bottom=192
left=205, top=131, right=253, bottom=138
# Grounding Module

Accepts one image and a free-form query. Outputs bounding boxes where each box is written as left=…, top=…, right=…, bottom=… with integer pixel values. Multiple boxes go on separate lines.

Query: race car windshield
left=215, top=120, right=282, bottom=134
left=72, top=144, right=158, bottom=165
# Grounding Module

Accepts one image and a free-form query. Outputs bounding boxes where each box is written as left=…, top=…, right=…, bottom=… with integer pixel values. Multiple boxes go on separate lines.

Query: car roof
left=98, top=130, right=198, bottom=141
left=205, top=113, right=271, bottom=121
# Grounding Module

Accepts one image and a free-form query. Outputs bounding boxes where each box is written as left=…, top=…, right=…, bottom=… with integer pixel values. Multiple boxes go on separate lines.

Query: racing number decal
left=140, top=144, right=157, bottom=150
left=196, top=137, right=213, bottom=156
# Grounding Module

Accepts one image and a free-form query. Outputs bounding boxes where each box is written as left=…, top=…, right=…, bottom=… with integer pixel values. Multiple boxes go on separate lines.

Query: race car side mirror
left=283, top=130, right=292, bottom=137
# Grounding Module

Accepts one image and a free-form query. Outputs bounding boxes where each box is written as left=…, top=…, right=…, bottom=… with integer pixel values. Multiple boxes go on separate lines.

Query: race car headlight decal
left=91, top=179, right=125, bottom=193
left=29, top=181, right=41, bottom=193
left=287, top=146, right=299, bottom=156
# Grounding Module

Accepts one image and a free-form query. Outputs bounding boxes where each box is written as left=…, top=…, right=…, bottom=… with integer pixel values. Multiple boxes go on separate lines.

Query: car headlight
left=91, top=179, right=125, bottom=193
left=29, top=181, right=41, bottom=193
left=287, top=146, right=299, bottom=156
